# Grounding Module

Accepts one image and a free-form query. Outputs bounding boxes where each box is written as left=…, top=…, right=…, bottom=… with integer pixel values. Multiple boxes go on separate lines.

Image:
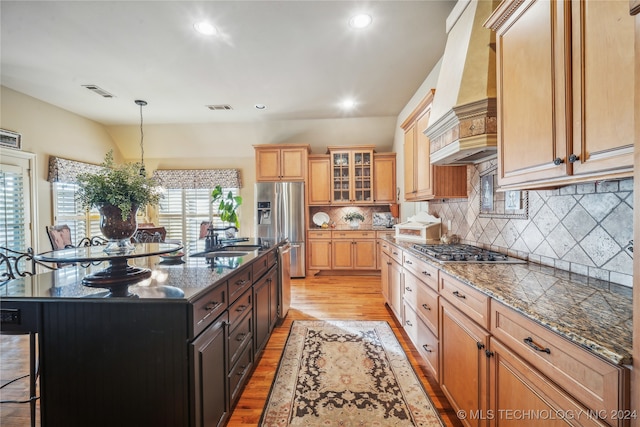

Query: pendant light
left=135, top=99, right=147, bottom=176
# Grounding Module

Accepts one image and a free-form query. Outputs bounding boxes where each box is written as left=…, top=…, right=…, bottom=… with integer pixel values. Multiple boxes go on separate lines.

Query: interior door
left=0, top=149, right=35, bottom=251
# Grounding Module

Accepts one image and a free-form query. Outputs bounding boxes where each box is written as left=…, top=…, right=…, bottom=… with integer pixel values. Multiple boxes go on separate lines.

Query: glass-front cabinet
left=329, top=146, right=374, bottom=204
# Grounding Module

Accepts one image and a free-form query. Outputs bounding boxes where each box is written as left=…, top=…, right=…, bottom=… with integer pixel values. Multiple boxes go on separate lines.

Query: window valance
left=47, top=156, right=103, bottom=184
left=152, top=169, right=242, bottom=189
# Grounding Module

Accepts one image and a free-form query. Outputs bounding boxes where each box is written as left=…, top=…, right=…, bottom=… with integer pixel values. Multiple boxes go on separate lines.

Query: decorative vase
left=350, top=220, right=360, bottom=229
left=98, top=203, right=138, bottom=254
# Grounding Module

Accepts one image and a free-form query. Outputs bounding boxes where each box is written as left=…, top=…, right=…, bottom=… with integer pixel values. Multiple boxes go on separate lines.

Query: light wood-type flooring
left=0, top=274, right=462, bottom=426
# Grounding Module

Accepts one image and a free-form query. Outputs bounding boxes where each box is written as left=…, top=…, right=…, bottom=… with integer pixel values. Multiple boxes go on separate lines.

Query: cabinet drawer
left=417, top=317, right=439, bottom=381
left=228, top=288, right=252, bottom=326
left=190, top=281, right=228, bottom=339
left=491, top=301, right=628, bottom=419
left=440, top=273, right=490, bottom=330
left=403, top=270, right=438, bottom=337
left=228, top=267, right=253, bottom=303
left=252, top=251, right=275, bottom=281
left=332, top=230, right=375, bottom=239
left=402, top=251, right=438, bottom=291
left=228, top=309, right=253, bottom=368
left=228, top=342, right=254, bottom=407
left=308, top=230, right=331, bottom=239
left=376, top=230, right=395, bottom=239
left=382, top=243, right=403, bottom=265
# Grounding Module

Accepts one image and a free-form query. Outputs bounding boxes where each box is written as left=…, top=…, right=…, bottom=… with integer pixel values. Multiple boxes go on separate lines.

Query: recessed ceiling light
left=349, top=14, right=372, bottom=29
left=340, top=99, right=357, bottom=110
left=254, top=104, right=267, bottom=110
left=194, top=21, right=217, bottom=36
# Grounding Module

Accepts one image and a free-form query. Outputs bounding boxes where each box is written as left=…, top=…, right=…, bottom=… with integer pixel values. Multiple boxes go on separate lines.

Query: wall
left=0, top=87, right=119, bottom=251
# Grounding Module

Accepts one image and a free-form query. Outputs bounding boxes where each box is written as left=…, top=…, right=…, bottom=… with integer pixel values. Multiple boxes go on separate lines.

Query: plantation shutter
left=0, top=164, right=27, bottom=251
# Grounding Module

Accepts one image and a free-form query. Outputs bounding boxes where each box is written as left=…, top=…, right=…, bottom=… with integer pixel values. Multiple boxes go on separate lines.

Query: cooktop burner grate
left=412, top=243, right=526, bottom=263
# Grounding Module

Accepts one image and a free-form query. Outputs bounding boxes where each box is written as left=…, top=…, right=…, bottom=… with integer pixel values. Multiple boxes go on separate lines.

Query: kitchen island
left=0, top=239, right=282, bottom=427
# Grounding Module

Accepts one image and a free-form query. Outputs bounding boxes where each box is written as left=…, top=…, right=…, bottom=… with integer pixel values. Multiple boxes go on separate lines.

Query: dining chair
left=45, top=224, right=74, bottom=251
left=199, top=221, right=212, bottom=239
left=132, top=229, right=164, bottom=243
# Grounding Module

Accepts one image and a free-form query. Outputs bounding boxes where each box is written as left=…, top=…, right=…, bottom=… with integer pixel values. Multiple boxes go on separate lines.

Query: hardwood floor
left=228, top=274, right=462, bottom=426
left=0, top=274, right=461, bottom=427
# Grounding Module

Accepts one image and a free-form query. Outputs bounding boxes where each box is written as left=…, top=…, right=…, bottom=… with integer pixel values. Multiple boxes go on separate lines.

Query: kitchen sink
left=205, top=251, right=250, bottom=258
left=218, top=245, right=261, bottom=251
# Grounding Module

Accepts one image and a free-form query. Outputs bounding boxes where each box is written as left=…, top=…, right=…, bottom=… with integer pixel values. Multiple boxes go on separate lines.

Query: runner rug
left=259, top=320, right=445, bottom=426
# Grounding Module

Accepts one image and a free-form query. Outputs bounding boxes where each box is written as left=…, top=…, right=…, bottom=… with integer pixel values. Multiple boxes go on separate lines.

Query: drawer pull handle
left=422, top=344, right=433, bottom=353
left=237, top=365, right=248, bottom=376
left=452, top=291, right=466, bottom=299
left=524, top=337, right=551, bottom=354
left=236, top=304, right=248, bottom=313
left=392, top=251, right=398, bottom=255
left=405, top=320, right=413, bottom=327
left=405, top=260, right=413, bottom=265
left=405, top=286, right=412, bottom=292
left=236, top=333, right=246, bottom=342
left=204, top=301, right=222, bottom=312
left=235, top=279, right=250, bottom=287
left=476, top=342, right=485, bottom=350
left=422, top=271, right=431, bottom=277
left=422, top=303, right=431, bottom=311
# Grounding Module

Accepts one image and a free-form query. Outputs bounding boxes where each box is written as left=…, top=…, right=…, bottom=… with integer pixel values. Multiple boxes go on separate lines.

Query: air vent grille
left=206, top=104, right=233, bottom=111
left=82, top=85, right=114, bottom=98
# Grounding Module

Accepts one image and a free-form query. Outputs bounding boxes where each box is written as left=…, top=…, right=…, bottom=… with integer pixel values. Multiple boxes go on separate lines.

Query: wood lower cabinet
left=331, top=230, right=377, bottom=270
left=307, top=230, right=332, bottom=270
left=190, top=313, right=229, bottom=427
left=485, top=0, right=634, bottom=190
left=253, top=264, right=278, bottom=356
left=401, top=89, right=467, bottom=201
left=254, top=144, right=310, bottom=182
left=440, top=299, right=491, bottom=427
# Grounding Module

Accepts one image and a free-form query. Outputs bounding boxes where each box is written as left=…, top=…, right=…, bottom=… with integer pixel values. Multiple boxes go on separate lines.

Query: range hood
left=425, top=0, right=499, bottom=165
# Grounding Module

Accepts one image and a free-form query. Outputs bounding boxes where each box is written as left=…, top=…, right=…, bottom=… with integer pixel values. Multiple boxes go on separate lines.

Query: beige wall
left=1, top=86, right=119, bottom=251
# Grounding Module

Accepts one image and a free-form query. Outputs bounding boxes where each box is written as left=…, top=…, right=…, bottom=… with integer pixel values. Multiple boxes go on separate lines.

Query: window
left=52, top=182, right=101, bottom=244
left=0, top=165, right=27, bottom=251
left=157, top=187, right=239, bottom=250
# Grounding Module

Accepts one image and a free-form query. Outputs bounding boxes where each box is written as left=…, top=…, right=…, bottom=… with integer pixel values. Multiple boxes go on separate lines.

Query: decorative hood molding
left=425, top=0, right=499, bottom=165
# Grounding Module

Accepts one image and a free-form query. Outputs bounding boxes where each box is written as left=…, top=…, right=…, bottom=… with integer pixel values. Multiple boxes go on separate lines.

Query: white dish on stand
left=313, top=212, right=330, bottom=227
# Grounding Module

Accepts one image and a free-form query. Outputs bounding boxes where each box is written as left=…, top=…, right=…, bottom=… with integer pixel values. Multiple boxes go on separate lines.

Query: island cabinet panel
left=190, top=313, right=229, bottom=427
left=254, top=264, right=278, bottom=356
left=40, top=301, right=190, bottom=427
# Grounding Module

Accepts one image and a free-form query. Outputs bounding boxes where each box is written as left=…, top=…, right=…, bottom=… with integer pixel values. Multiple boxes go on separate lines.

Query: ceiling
left=1, top=1, right=455, bottom=158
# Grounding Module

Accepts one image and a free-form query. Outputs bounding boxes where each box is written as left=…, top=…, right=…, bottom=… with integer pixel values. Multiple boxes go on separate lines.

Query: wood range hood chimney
left=425, top=0, right=499, bottom=165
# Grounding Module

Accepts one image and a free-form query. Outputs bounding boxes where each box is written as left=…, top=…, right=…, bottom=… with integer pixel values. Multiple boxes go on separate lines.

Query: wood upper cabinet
left=401, top=90, right=467, bottom=201
left=328, top=146, right=374, bottom=204
left=254, top=144, right=310, bottom=182
left=307, top=154, right=331, bottom=205
left=373, top=153, right=396, bottom=204
left=485, top=0, right=634, bottom=190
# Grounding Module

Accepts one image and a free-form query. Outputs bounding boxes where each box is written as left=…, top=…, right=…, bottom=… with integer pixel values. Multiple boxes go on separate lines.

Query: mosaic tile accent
left=428, top=160, right=634, bottom=287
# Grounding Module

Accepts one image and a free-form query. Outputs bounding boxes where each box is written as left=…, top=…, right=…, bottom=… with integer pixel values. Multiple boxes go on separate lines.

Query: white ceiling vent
left=82, top=84, right=115, bottom=98
left=206, top=104, right=233, bottom=111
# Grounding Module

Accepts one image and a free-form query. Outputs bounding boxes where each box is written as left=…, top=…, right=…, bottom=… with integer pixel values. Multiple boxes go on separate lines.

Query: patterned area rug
left=260, top=320, right=445, bottom=426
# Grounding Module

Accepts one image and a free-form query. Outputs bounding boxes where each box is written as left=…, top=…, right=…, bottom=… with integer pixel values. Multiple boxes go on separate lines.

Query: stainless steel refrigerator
left=255, top=182, right=305, bottom=278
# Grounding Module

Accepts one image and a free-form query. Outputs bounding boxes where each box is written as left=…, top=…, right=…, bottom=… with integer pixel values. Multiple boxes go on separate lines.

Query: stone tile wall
left=428, top=160, right=634, bottom=287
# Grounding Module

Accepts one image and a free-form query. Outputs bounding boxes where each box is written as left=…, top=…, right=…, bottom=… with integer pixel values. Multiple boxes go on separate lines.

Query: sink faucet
left=205, top=225, right=239, bottom=250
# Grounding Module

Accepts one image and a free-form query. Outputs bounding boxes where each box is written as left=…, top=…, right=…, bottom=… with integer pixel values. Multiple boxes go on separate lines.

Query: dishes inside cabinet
left=313, top=212, right=330, bottom=227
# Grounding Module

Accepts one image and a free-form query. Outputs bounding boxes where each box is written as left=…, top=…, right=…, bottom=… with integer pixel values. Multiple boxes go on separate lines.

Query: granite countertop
left=308, top=225, right=396, bottom=231
left=0, top=239, right=277, bottom=302
left=385, top=237, right=633, bottom=366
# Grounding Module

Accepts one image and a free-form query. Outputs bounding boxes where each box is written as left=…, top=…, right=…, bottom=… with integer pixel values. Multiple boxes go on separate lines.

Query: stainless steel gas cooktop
left=412, top=243, right=526, bottom=264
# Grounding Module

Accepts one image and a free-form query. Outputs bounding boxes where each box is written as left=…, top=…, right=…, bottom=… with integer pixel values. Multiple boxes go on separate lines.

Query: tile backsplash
left=428, top=160, right=634, bottom=287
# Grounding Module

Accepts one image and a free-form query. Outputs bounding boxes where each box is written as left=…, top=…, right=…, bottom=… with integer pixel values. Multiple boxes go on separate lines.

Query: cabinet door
left=308, top=238, right=332, bottom=270
left=280, top=148, right=307, bottom=180
left=353, top=239, right=376, bottom=269
left=191, top=314, right=228, bottom=427
left=493, top=0, right=570, bottom=187
left=570, top=0, right=634, bottom=177
left=253, top=275, right=271, bottom=356
left=268, top=267, right=278, bottom=330
left=255, top=148, right=282, bottom=181
left=380, top=252, right=390, bottom=304
left=403, top=126, right=417, bottom=199
left=331, top=239, right=354, bottom=269
left=389, top=258, right=403, bottom=322
left=352, top=150, right=373, bottom=204
left=415, top=108, right=433, bottom=198
left=489, top=338, right=606, bottom=427
left=373, top=154, right=396, bottom=203
left=308, top=156, right=331, bottom=205
left=331, top=151, right=351, bottom=203
left=440, top=300, right=490, bottom=427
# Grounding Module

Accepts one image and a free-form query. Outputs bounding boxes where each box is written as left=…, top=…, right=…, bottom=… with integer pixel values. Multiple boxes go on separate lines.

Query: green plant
left=343, top=211, right=365, bottom=222
left=76, top=150, right=162, bottom=220
left=211, top=185, right=243, bottom=228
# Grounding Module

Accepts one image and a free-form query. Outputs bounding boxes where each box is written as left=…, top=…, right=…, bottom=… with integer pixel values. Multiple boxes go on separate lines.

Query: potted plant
left=211, top=185, right=242, bottom=235
left=76, top=150, right=161, bottom=253
left=343, top=211, right=365, bottom=229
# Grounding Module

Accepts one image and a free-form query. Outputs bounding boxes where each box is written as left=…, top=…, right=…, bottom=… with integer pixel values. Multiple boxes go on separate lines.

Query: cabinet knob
left=553, top=157, right=564, bottom=166
left=568, top=154, right=579, bottom=163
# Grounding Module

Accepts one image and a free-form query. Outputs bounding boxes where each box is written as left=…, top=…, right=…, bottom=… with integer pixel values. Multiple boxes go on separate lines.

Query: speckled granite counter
left=384, top=237, right=633, bottom=366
